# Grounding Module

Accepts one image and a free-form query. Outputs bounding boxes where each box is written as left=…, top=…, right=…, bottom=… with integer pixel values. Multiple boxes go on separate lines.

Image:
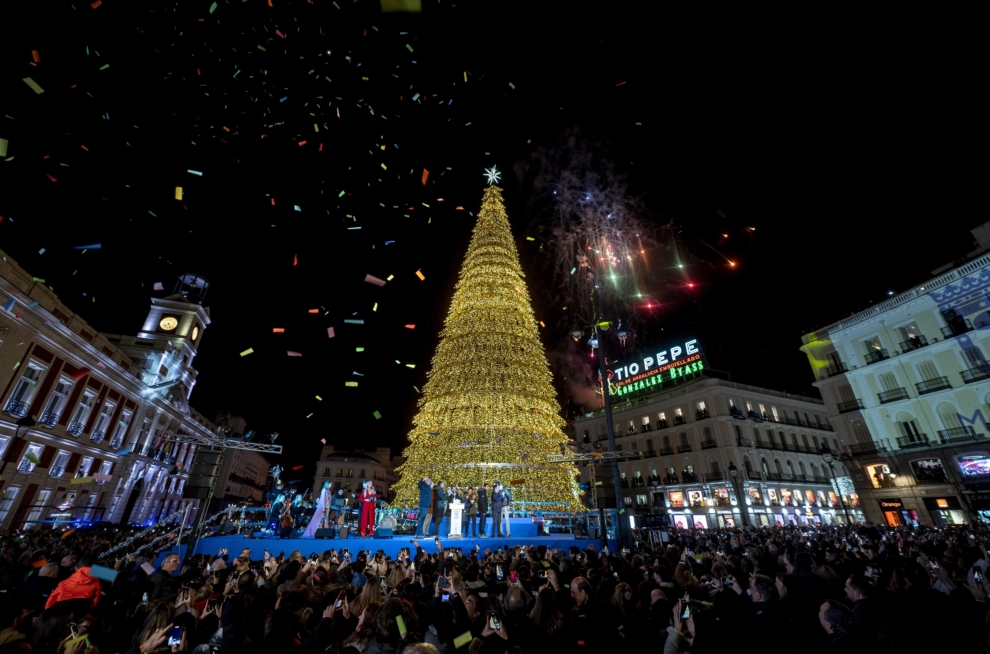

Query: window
left=26, top=489, right=52, bottom=529
left=68, top=391, right=97, bottom=433
left=93, top=401, right=115, bottom=437
left=734, top=424, right=743, bottom=439
left=641, top=416, right=651, bottom=426
left=336, top=468, right=343, bottom=476
left=937, top=402, right=964, bottom=431
left=82, top=493, right=99, bottom=520
left=802, top=434, right=810, bottom=449
left=786, top=460, right=796, bottom=477
left=646, top=438, right=654, bottom=452
left=771, top=406, right=779, bottom=421
left=323, top=467, right=331, bottom=476
left=19, top=444, right=44, bottom=473
left=112, top=411, right=132, bottom=446
left=838, top=384, right=856, bottom=403
left=623, top=496, right=633, bottom=507
left=710, top=460, right=721, bottom=474
left=863, top=336, right=883, bottom=354
left=50, top=451, right=70, bottom=476
left=359, top=469, right=366, bottom=478
left=5, top=364, right=45, bottom=414
left=799, top=461, right=807, bottom=476
left=77, top=456, right=94, bottom=478
left=746, top=402, right=753, bottom=412
left=759, top=403, right=766, bottom=417
left=99, top=461, right=112, bottom=476
left=631, top=442, right=637, bottom=452
left=40, top=379, right=72, bottom=425
left=697, top=401, right=707, bottom=412
left=918, top=361, right=940, bottom=382
left=0, top=487, right=22, bottom=526
left=347, top=469, right=354, bottom=477
left=728, top=398, right=735, bottom=408
left=963, top=347, right=986, bottom=367
left=0, top=436, right=9, bottom=460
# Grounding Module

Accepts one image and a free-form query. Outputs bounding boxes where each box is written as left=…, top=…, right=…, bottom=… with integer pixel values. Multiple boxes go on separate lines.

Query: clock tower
left=111, top=274, right=212, bottom=407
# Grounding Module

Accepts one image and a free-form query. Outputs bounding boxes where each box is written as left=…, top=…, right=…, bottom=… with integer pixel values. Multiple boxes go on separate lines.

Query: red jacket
left=45, top=567, right=101, bottom=610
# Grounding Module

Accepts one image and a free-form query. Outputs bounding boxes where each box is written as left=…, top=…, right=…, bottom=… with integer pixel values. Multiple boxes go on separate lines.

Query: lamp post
left=727, top=462, right=749, bottom=527
left=0, top=413, right=37, bottom=478
left=821, top=443, right=852, bottom=524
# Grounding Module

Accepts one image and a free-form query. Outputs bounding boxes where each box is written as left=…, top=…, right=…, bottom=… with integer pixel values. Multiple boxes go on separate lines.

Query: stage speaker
left=374, top=528, right=394, bottom=539
left=339, top=526, right=350, bottom=539
left=315, top=528, right=337, bottom=539
left=573, top=523, right=589, bottom=539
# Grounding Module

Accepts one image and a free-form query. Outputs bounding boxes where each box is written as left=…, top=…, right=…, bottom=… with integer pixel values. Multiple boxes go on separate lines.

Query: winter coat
left=465, top=493, right=478, bottom=516
left=45, top=566, right=102, bottom=610
left=418, top=480, right=433, bottom=507
left=477, top=489, right=489, bottom=514
left=433, top=486, right=448, bottom=516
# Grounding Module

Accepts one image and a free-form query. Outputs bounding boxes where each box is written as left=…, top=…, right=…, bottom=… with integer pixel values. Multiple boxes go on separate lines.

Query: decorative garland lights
left=392, top=185, right=581, bottom=510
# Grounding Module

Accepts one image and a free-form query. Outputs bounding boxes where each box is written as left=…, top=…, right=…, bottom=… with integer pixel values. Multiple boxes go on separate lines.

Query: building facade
left=312, top=446, right=400, bottom=503
left=801, top=232, right=990, bottom=526
left=217, top=448, right=272, bottom=507
left=574, top=375, right=865, bottom=529
left=0, top=248, right=216, bottom=531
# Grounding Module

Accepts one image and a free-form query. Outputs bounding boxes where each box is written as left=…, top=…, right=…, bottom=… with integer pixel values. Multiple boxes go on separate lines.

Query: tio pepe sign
left=609, top=339, right=703, bottom=396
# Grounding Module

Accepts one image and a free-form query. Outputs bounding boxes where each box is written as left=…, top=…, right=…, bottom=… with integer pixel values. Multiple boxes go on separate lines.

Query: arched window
left=775, top=459, right=783, bottom=475
left=787, top=460, right=796, bottom=477
left=811, top=462, right=820, bottom=478
left=710, top=460, right=721, bottom=474
left=812, top=435, right=820, bottom=451
left=799, top=461, right=807, bottom=477
left=802, top=434, right=811, bottom=449
left=679, top=432, right=689, bottom=447
left=791, top=433, right=799, bottom=448
left=744, top=456, right=752, bottom=473
left=761, top=457, right=770, bottom=474
left=937, top=402, right=964, bottom=432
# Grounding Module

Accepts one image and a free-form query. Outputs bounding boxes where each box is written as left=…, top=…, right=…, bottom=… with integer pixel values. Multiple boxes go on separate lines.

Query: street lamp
left=821, top=443, right=852, bottom=524
left=727, top=462, right=749, bottom=527
left=0, top=413, right=37, bottom=478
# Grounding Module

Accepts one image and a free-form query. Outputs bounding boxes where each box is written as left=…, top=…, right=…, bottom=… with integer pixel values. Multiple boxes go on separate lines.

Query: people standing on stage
left=444, top=486, right=458, bottom=538
left=432, top=480, right=448, bottom=539
left=501, top=484, right=513, bottom=537
left=465, top=487, right=478, bottom=537
left=358, top=479, right=377, bottom=538
left=491, top=482, right=506, bottom=538
left=478, top=483, right=490, bottom=538
left=303, top=481, right=332, bottom=537
left=416, top=475, right=434, bottom=538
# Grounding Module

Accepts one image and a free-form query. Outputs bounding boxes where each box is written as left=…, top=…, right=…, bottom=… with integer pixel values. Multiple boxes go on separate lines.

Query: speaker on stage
left=315, top=528, right=337, bottom=540
left=374, top=529, right=393, bottom=539
left=573, top=523, right=589, bottom=539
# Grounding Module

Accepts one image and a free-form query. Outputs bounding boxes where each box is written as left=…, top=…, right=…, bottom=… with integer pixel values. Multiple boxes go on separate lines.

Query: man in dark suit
left=432, top=481, right=448, bottom=540
left=477, top=483, right=490, bottom=538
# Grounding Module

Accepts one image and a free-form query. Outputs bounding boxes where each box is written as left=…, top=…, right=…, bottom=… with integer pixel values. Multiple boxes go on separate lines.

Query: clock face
left=191, top=326, right=200, bottom=341
left=159, top=316, right=179, bottom=331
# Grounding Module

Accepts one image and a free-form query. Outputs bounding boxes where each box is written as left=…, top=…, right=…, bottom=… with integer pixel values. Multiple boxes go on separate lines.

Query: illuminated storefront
left=878, top=498, right=919, bottom=527
left=922, top=497, right=966, bottom=525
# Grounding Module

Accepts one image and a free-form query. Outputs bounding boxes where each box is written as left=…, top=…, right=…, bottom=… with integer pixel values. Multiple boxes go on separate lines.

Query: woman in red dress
left=359, top=479, right=377, bottom=538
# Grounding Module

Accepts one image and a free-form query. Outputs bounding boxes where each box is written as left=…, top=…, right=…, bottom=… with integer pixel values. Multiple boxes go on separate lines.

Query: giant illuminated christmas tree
left=392, top=173, right=579, bottom=510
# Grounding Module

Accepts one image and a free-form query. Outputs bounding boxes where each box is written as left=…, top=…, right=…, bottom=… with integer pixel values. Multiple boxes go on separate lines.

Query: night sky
left=2, top=2, right=982, bottom=488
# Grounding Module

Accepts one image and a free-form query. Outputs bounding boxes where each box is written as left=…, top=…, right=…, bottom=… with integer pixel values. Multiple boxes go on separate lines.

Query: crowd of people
left=2, top=520, right=990, bottom=653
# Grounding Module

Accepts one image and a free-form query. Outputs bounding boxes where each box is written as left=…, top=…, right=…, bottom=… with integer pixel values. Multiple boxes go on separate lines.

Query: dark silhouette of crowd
left=3, top=521, right=990, bottom=654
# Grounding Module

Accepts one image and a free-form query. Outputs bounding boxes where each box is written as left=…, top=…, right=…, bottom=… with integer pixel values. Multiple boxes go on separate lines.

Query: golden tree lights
left=392, top=185, right=580, bottom=510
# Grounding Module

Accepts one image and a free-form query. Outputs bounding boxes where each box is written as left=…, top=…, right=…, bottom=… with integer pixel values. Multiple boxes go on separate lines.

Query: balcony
left=17, top=460, right=35, bottom=473
left=658, top=447, right=674, bottom=456
left=673, top=416, right=686, bottom=426
left=700, top=438, right=718, bottom=450
left=809, top=475, right=830, bottom=484
left=643, top=448, right=657, bottom=458
left=765, top=472, right=788, bottom=482
left=864, top=349, right=890, bottom=365
left=938, top=426, right=983, bottom=444
left=942, top=318, right=974, bottom=338
left=755, top=439, right=775, bottom=450
left=3, top=399, right=30, bottom=417
left=747, top=411, right=763, bottom=422
left=915, top=377, right=951, bottom=395
left=682, top=473, right=698, bottom=483
left=849, top=441, right=889, bottom=456
left=66, top=422, right=85, bottom=436
left=878, top=388, right=910, bottom=404
left=961, top=365, right=990, bottom=384
left=164, top=454, right=178, bottom=465
left=38, top=411, right=60, bottom=428
left=109, top=436, right=125, bottom=449
left=89, top=431, right=105, bottom=444
left=664, top=475, right=679, bottom=485
left=899, top=335, right=929, bottom=352
left=656, top=420, right=668, bottom=429
left=824, top=362, right=848, bottom=378
left=696, top=409, right=710, bottom=420
left=836, top=399, right=865, bottom=416
left=677, top=444, right=693, bottom=453
left=896, top=434, right=930, bottom=450
left=704, top=472, right=725, bottom=482
left=747, top=470, right=764, bottom=481
left=729, top=408, right=745, bottom=420
left=737, top=437, right=752, bottom=447
left=49, top=466, right=65, bottom=477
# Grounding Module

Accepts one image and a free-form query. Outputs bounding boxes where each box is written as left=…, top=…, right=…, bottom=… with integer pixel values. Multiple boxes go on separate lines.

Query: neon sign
left=613, top=339, right=699, bottom=380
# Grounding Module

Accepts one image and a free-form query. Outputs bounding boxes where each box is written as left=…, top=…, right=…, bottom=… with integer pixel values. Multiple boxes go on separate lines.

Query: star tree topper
left=484, top=166, right=501, bottom=186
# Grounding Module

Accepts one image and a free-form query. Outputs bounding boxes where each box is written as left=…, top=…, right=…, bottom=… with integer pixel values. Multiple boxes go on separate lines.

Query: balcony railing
left=658, top=447, right=674, bottom=456
left=677, top=444, right=693, bottom=453
left=942, top=318, right=974, bottom=338
left=899, top=335, right=929, bottom=352
left=747, top=471, right=763, bottom=481
left=704, top=472, right=725, bottom=482
left=878, top=388, right=910, bottom=404
left=18, top=460, right=36, bottom=473
left=737, top=437, right=752, bottom=447
left=836, top=400, right=866, bottom=413
left=664, top=475, right=679, bottom=485
left=49, top=466, right=65, bottom=477
left=109, top=436, right=125, bottom=449
left=673, top=416, right=686, bottom=426
left=849, top=441, right=889, bottom=455
left=765, top=472, right=787, bottom=482
left=864, top=349, right=890, bottom=365
left=915, top=377, right=951, bottom=395
left=809, top=475, right=830, bottom=484
left=643, top=448, right=657, bottom=458
left=938, top=426, right=983, bottom=444
left=755, top=439, right=775, bottom=450
left=961, top=365, right=990, bottom=384
left=696, top=409, right=710, bottom=420
left=89, top=431, right=105, bottom=444
left=38, top=411, right=60, bottom=428
left=825, top=363, right=848, bottom=378
left=66, top=422, right=85, bottom=436
left=682, top=473, right=698, bottom=483
left=896, top=434, right=930, bottom=449
left=656, top=420, right=668, bottom=429
left=3, top=399, right=30, bottom=417
left=700, top=439, right=718, bottom=450
left=164, top=454, right=177, bottom=464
